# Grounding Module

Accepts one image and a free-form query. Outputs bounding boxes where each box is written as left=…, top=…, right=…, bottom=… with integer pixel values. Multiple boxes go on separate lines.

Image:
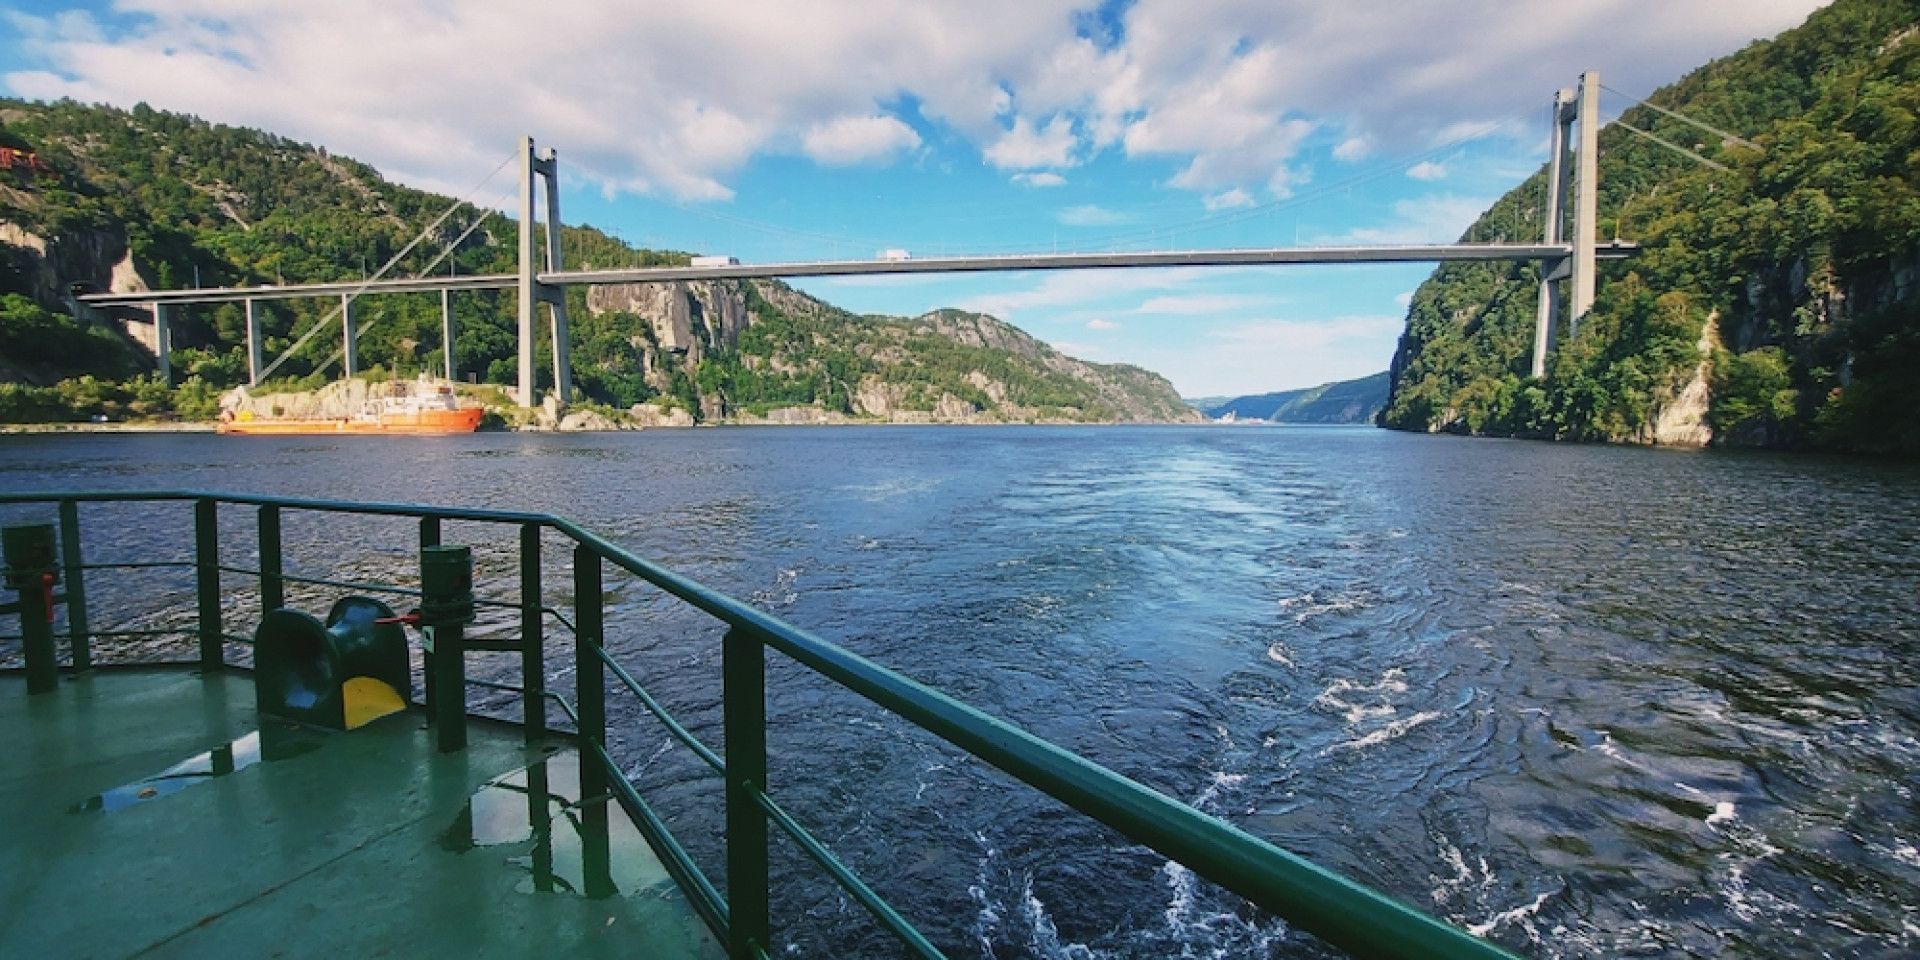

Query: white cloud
left=1394, top=290, right=1415, bottom=309
left=1056, top=204, right=1127, bottom=227
left=801, top=115, right=920, bottom=166
left=1406, top=160, right=1448, bottom=181
left=1141, top=313, right=1405, bottom=395
left=1, top=0, right=1830, bottom=207
left=1134, top=293, right=1273, bottom=315
left=1086, top=318, right=1119, bottom=330
left=957, top=267, right=1223, bottom=317
left=983, top=114, right=1078, bottom=170
left=1203, top=188, right=1255, bottom=211
left=1312, top=194, right=1497, bottom=245
left=1012, top=171, right=1067, bottom=187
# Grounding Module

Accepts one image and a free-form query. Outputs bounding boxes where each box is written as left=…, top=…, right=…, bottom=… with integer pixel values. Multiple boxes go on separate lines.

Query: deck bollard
left=3, top=523, right=61, bottom=695
left=420, top=544, right=474, bottom=752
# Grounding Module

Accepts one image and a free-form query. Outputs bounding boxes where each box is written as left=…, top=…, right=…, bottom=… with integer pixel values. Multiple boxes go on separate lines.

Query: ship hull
left=217, top=408, right=484, bottom=435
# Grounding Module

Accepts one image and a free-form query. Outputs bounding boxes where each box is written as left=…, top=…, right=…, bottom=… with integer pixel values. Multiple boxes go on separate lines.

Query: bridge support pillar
left=441, top=288, right=456, bottom=381
left=517, top=136, right=571, bottom=408
left=245, top=298, right=263, bottom=387
left=1569, top=70, right=1601, bottom=332
left=341, top=294, right=358, bottom=378
left=151, top=302, right=173, bottom=386
left=1532, top=71, right=1600, bottom=377
left=1532, top=88, right=1571, bottom=379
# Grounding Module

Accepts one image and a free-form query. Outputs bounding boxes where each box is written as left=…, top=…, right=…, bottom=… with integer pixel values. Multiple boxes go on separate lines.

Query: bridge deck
left=0, top=667, right=718, bottom=960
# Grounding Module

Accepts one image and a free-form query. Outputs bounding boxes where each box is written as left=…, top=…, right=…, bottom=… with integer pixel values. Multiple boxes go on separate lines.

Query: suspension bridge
left=80, top=72, right=1643, bottom=409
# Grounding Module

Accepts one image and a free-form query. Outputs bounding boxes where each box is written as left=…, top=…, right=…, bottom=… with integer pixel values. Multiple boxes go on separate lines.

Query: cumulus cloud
left=801, top=115, right=920, bottom=166
left=1202, top=188, right=1255, bottom=211
left=1, top=0, right=1828, bottom=206
left=983, top=114, right=1078, bottom=170
left=1406, top=160, right=1448, bottom=181
left=1086, top=318, right=1119, bottom=330
left=1012, top=171, right=1067, bottom=187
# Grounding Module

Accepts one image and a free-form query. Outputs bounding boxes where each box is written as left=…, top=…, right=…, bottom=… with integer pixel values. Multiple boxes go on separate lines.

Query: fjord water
left=4, top=425, right=1918, bottom=958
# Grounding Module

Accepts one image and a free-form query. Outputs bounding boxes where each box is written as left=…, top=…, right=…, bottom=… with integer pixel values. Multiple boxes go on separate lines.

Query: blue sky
left=2, top=0, right=1827, bottom=395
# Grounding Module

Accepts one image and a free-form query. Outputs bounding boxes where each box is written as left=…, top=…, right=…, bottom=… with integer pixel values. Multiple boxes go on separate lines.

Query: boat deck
left=0, top=667, right=720, bottom=960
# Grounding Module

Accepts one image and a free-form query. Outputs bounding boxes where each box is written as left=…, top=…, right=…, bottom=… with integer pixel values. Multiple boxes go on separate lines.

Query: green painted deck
left=0, top=667, right=721, bottom=960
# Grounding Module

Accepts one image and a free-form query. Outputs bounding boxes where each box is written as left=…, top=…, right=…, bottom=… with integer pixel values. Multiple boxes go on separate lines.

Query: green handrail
left=0, top=490, right=1522, bottom=960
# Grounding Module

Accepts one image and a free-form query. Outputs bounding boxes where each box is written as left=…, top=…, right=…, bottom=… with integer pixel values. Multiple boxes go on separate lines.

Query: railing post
left=520, top=523, right=545, bottom=742
left=194, top=498, right=222, bottom=669
left=420, top=516, right=441, bottom=715
left=257, top=505, right=284, bottom=612
left=56, top=499, right=89, bottom=672
left=573, top=543, right=608, bottom=828
left=4, top=523, right=61, bottom=694
left=723, top=626, right=770, bottom=960
left=421, top=544, right=473, bottom=753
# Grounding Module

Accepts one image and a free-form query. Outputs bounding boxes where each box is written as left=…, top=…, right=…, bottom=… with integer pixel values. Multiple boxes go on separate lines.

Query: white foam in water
left=1707, top=801, right=1737, bottom=826
left=1893, top=841, right=1920, bottom=868
left=1467, top=890, right=1555, bottom=938
left=1329, top=710, right=1441, bottom=753
left=1264, top=642, right=1294, bottom=667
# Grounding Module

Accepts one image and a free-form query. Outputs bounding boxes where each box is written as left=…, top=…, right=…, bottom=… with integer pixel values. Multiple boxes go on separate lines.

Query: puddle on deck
left=438, top=750, right=674, bottom=900
left=69, top=721, right=326, bottom=813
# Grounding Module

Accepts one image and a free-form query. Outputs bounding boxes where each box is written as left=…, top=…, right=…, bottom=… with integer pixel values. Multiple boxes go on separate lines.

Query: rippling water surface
left=4, top=425, right=1918, bottom=958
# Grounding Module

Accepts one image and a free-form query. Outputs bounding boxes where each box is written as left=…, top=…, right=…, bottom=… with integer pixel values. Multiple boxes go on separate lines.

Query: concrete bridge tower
left=1532, top=70, right=1602, bottom=379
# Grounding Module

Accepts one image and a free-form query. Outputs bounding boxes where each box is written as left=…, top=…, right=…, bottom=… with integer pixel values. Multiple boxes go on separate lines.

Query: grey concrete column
left=1569, top=71, right=1601, bottom=329
left=542, top=147, right=572, bottom=406
left=341, top=294, right=358, bottom=378
left=153, top=303, right=173, bottom=386
left=1532, top=88, right=1572, bottom=379
left=441, top=288, right=455, bottom=380
left=245, top=298, right=263, bottom=386
left=517, top=135, right=538, bottom=407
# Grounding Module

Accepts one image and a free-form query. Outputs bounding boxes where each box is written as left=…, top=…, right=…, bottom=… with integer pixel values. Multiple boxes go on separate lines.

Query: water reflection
left=70, top=722, right=324, bottom=813
left=437, top=750, right=668, bottom=899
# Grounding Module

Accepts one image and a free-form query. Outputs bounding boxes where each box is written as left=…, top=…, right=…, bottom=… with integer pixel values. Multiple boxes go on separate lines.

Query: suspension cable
left=311, top=189, right=514, bottom=375
left=1612, top=119, right=1729, bottom=172
left=253, top=152, right=515, bottom=383
left=1600, top=83, right=1759, bottom=151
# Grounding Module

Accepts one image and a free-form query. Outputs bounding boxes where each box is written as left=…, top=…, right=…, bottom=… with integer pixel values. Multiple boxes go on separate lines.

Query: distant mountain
left=1182, top=395, right=1233, bottom=412
left=1203, top=371, right=1389, bottom=423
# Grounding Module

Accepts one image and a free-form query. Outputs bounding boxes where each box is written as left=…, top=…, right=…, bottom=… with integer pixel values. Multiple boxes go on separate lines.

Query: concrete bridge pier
left=245, top=298, right=263, bottom=387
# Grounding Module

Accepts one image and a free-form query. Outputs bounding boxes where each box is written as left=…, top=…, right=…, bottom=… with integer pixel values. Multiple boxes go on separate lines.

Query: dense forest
left=0, top=99, right=1190, bottom=424
left=1381, top=0, right=1920, bottom=455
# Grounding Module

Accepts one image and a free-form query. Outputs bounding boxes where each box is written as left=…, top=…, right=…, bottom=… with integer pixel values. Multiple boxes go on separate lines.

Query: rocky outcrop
left=1637, top=315, right=1716, bottom=447
left=586, top=280, right=750, bottom=361
left=627, top=402, right=695, bottom=427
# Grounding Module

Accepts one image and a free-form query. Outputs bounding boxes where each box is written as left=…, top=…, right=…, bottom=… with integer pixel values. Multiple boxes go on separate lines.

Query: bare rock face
left=627, top=403, right=695, bottom=427
left=1638, top=313, right=1718, bottom=448
left=586, top=280, right=751, bottom=362
left=558, top=408, right=629, bottom=432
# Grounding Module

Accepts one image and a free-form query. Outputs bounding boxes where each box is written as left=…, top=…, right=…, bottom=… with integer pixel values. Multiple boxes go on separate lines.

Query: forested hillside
left=1381, top=0, right=1920, bottom=455
left=0, top=99, right=1192, bottom=424
left=1204, top=371, right=1388, bottom=423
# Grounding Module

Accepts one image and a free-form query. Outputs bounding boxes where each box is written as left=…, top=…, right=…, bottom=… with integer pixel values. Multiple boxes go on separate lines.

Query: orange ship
left=218, top=383, right=483, bottom=435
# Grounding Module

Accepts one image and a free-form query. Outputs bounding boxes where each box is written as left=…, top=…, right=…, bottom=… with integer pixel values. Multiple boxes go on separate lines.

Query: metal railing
left=0, top=490, right=1521, bottom=960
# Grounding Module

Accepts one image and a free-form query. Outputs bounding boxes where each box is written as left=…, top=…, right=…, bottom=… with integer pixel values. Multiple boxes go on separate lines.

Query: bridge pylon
left=518, top=136, right=571, bottom=408
left=1532, top=70, right=1601, bottom=379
